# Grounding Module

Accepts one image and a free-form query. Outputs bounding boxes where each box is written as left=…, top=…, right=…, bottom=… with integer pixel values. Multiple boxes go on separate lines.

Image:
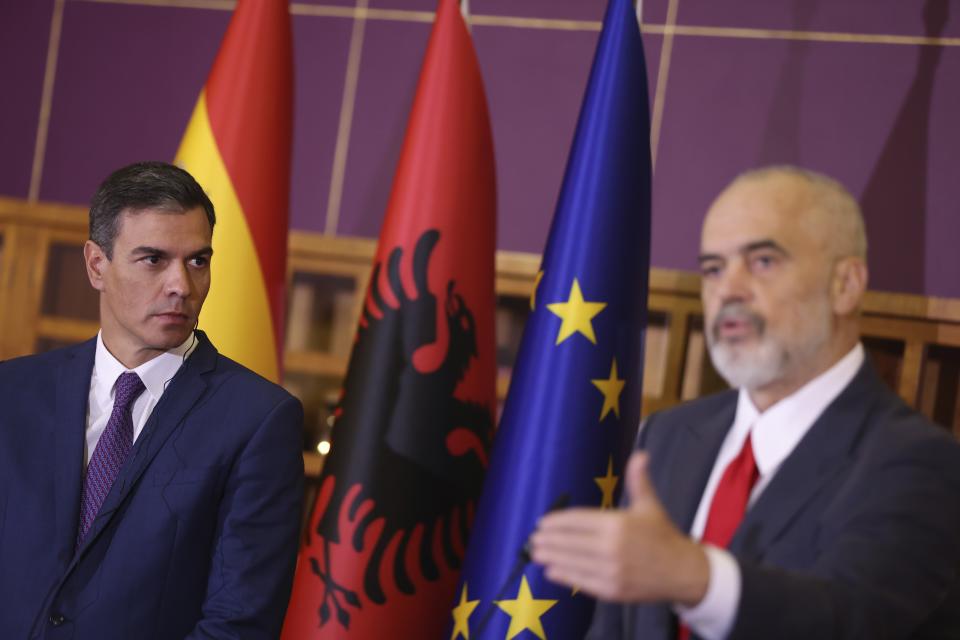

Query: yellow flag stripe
left=175, top=92, right=279, bottom=382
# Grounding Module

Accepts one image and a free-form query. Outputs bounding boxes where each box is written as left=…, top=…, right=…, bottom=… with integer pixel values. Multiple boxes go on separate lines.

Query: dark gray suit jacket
left=587, top=361, right=960, bottom=639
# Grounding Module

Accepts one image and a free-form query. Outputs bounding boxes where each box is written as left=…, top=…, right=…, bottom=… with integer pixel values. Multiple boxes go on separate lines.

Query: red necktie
left=678, top=432, right=760, bottom=640
left=701, top=432, right=760, bottom=548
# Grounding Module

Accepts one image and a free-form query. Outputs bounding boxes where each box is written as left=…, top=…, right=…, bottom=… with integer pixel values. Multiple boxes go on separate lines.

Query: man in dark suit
left=531, top=166, right=960, bottom=639
left=0, top=161, right=305, bottom=639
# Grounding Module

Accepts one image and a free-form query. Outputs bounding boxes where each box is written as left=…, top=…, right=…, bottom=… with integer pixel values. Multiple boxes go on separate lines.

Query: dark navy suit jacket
left=0, top=332, right=305, bottom=639
left=587, top=362, right=960, bottom=639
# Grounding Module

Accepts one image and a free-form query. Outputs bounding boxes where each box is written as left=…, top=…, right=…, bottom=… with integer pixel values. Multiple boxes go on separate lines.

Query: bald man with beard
left=531, top=167, right=960, bottom=640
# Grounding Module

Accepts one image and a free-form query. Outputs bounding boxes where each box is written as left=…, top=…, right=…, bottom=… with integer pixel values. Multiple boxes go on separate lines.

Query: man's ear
left=84, top=240, right=109, bottom=291
left=831, top=256, right=868, bottom=315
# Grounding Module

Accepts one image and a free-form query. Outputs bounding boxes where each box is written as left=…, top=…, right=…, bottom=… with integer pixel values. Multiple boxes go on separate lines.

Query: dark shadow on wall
left=757, top=0, right=820, bottom=165
left=860, top=0, right=947, bottom=294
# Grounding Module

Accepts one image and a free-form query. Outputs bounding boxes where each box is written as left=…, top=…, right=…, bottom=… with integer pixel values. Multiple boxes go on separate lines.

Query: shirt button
left=48, top=613, right=66, bottom=626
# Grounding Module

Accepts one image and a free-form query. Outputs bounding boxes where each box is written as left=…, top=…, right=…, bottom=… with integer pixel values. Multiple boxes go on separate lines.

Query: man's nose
left=716, top=258, right=752, bottom=304
left=165, top=263, right=192, bottom=298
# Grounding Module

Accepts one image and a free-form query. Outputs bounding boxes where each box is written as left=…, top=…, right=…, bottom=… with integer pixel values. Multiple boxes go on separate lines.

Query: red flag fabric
left=281, top=0, right=496, bottom=637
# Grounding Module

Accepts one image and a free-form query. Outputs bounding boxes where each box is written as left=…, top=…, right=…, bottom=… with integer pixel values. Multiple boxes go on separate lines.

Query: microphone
left=472, top=493, right=570, bottom=636
left=162, top=318, right=200, bottom=391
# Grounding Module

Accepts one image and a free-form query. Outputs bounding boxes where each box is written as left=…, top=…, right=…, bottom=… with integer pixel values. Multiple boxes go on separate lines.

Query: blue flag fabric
left=451, top=0, right=652, bottom=638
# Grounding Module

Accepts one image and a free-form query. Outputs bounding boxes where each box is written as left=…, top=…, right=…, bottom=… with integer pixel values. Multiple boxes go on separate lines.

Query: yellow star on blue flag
left=591, top=357, right=626, bottom=421
left=547, top=279, right=606, bottom=345
left=495, top=576, right=557, bottom=640
left=451, top=583, right=480, bottom=639
left=594, top=456, right=619, bottom=509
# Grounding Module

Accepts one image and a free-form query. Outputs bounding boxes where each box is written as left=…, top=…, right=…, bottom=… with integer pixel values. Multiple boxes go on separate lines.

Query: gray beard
left=706, top=299, right=832, bottom=392
left=709, top=338, right=787, bottom=390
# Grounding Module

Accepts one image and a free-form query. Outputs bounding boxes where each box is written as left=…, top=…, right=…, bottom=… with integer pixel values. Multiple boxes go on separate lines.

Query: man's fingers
left=532, top=542, right=616, bottom=578
left=531, top=509, right=635, bottom=589
left=533, top=536, right=619, bottom=599
left=536, top=508, right=613, bottom=535
left=530, top=527, right=609, bottom=564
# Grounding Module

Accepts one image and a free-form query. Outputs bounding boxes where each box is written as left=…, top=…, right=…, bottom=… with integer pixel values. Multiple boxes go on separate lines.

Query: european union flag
left=450, top=0, right=652, bottom=637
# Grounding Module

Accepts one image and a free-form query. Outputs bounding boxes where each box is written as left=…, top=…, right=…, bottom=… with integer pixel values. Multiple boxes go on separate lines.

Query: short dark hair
left=89, top=161, right=216, bottom=258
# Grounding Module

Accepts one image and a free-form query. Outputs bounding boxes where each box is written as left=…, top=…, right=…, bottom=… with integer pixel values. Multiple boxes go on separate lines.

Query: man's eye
left=751, top=254, right=777, bottom=270
left=143, top=255, right=161, bottom=265
left=190, top=257, right=209, bottom=268
left=701, top=264, right=721, bottom=278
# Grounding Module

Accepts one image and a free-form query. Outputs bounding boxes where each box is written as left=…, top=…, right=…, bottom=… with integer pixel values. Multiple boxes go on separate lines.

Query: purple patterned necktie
left=77, top=371, right=146, bottom=548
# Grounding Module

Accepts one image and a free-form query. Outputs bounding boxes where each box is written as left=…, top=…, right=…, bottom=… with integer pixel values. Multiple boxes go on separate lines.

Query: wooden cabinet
left=0, top=200, right=98, bottom=357
left=3, top=196, right=959, bottom=478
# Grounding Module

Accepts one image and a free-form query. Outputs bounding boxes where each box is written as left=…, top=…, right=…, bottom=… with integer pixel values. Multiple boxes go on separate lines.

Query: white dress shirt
left=676, top=343, right=865, bottom=639
left=84, top=331, right=197, bottom=466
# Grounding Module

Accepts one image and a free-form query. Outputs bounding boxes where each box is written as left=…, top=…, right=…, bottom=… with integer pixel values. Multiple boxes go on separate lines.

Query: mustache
left=711, top=303, right=765, bottom=341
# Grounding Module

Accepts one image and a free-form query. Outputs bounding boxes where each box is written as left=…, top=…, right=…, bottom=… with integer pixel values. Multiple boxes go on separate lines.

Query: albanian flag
left=281, top=0, right=497, bottom=637
left=175, top=0, right=293, bottom=382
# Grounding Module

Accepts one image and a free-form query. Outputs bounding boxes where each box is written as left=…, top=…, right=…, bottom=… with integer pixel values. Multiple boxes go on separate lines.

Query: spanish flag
left=174, top=0, right=293, bottom=382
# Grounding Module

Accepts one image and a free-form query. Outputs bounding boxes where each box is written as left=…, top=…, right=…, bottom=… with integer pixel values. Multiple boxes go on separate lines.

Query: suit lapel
left=53, top=339, right=96, bottom=562
left=656, top=394, right=737, bottom=535
left=74, top=333, right=218, bottom=557
left=729, top=363, right=880, bottom=559
left=632, top=395, right=736, bottom=640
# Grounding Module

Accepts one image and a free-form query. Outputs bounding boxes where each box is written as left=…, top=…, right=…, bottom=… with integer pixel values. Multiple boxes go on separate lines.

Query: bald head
left=717, top=166, right=867, bottom=261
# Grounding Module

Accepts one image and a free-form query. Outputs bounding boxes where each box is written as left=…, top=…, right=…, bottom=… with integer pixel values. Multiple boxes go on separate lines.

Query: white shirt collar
left=93, top=331, right=197, bottom=401
left=737, top=343, right=865, bottom=478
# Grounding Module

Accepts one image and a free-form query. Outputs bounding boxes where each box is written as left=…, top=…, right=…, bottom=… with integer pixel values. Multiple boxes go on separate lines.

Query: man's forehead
left=116, top=206, right=209, bottom=228
left=113, top=206, right=212, bottom=247
left=701, top=177, right=813, bottom=250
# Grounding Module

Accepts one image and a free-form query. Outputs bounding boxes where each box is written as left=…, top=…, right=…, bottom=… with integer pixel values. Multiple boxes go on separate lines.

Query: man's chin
left=709, top=343, right=782, bottom=390
left=149, top=326, right=194, bottom=351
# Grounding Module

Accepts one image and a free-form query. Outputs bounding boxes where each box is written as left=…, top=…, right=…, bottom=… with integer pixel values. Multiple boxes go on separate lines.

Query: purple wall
left=1, top=0, right=958, bottom=298
left=0, top=0, right=53, bottom=197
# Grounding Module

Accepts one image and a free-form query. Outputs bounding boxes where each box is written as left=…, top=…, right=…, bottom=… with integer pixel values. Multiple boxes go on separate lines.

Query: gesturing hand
left=529, top=452, right=710, bottom=606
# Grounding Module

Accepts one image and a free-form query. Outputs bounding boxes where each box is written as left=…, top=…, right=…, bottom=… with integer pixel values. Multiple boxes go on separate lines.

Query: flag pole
left=461, top=0, right=471, bottom=31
